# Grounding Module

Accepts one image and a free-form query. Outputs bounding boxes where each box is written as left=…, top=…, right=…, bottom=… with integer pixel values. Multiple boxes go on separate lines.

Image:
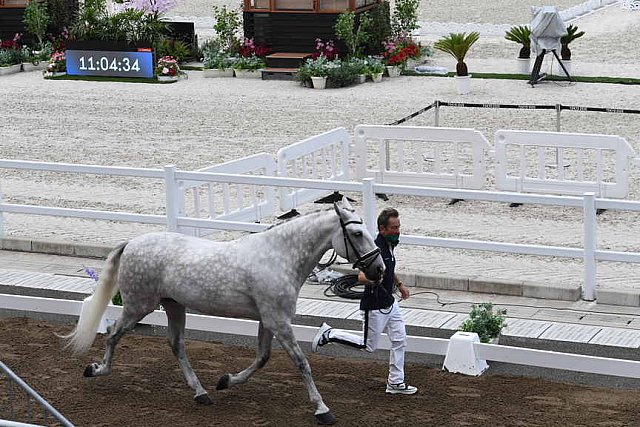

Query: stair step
left=266, top=52, right=313, bottom=59
left=261, top=67, right=299, bottom=81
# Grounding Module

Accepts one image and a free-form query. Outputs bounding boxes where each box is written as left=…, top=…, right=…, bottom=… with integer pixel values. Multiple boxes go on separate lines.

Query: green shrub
left=459, top=303, right=507, bottom=343
left=366, top=1, right=391, bottom=54
left=23, top=0, right=50, bottom=49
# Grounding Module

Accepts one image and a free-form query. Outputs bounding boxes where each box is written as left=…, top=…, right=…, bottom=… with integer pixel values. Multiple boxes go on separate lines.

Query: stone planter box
left=0, top=64, right=22, bottom=76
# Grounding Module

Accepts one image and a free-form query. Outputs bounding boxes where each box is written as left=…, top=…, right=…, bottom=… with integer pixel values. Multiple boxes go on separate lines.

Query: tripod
left=529, top=49, right=573, bottom=87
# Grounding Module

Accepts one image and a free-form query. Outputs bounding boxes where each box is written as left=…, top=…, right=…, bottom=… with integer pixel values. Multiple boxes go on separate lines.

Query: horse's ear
left=341, top=196, right=354, bottom=212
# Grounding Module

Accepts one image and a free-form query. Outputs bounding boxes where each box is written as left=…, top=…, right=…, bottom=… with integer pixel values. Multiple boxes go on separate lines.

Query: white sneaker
left=386, top=382, right=418, bottom=395
left=311, top=322, right=332, bottom=353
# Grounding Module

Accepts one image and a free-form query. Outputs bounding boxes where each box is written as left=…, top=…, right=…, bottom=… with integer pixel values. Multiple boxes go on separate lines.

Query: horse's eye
left=353, top=231, right=362, bottom=237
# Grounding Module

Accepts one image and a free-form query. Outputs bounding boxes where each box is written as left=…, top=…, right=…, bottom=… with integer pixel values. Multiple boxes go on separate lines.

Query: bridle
left=339, top=217, right=381, bottom=271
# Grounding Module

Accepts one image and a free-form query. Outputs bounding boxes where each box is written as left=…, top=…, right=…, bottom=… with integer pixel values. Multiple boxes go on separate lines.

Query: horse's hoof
left=315, top=411, right=337, bottom=425
left=216, top=374, right=231, bottom=390
left=83, top=363, right=97, bottom=377
left=194, top=393, right=213, bottom=405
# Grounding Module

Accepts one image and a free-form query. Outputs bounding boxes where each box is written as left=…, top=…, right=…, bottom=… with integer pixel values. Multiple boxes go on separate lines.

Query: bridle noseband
left=339, top=217, right=381, bottom=271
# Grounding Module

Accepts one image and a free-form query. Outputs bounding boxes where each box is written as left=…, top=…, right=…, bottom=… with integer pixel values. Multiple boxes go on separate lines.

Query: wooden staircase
left=261, top=52, right=313, bottom=81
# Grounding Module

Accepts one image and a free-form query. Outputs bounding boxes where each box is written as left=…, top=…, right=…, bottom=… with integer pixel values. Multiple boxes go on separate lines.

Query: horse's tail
left=61, top=242, right=127, bottom=355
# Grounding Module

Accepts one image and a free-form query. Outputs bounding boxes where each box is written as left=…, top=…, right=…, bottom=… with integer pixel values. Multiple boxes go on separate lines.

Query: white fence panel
left=277, top=128, right=350, bottom=211
left=354, top=125, right=491, bottom=189
left=180, top=153, right=277, bottom=235
left=495, top=130, right=636, bottom=198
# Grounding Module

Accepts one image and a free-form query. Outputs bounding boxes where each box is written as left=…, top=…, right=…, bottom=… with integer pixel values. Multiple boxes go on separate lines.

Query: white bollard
left=442, top=331, right=489, bottom=376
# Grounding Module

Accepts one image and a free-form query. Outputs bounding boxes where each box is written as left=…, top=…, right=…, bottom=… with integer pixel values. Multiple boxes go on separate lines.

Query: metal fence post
left=164, top=165, right=179, bottom=232
left=434, top=100, right=440, bottom=127
left=362, top=178, right=377, bottom=236
left=556, top=103, right=561, bottom=132
left=583, top=192, right=597, bottom=301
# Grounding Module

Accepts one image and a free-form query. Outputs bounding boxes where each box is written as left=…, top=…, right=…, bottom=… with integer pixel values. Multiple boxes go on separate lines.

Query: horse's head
left=331, top=197, right=385, bottom=282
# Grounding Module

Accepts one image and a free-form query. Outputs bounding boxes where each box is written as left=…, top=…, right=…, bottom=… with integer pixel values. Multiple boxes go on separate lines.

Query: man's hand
left=398, top=283, right=410, bottom=300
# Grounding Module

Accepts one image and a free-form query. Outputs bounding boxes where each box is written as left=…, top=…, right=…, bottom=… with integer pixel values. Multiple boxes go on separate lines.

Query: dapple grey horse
left=62, top=198, right=384, bottom=425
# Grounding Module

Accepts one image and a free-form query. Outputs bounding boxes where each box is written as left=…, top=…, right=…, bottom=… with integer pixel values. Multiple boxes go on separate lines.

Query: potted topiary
left=459, top=303, right=507, bottom=344
left=504, top=25, right=531, bottom=75
left=434, top=31, right=479, bottom=94
left=559, top=24, right=584, bottom=75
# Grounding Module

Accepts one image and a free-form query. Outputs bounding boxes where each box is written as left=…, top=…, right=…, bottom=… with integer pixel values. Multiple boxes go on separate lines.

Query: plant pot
left=517, top=57, right=531, bottom=75
left=234, top=69, right=262, bottom=79
left=386, top=65, right=402, bottom=78
left=559, top=59, right=572, bottom=76
left=203, top=68, right=234, bottom=78
left=370, top=72, right=383, bottom=83
left=22, top=62, right=48, bottom=72
left=310, top=76, right=327, bottom=89
left=0, top=64, right=22, bottom=76
left=157, top=75, right=179, bottom=82
left=455, top=74, right=471, bottom=95
left=357, top=74, right=366, bottom=84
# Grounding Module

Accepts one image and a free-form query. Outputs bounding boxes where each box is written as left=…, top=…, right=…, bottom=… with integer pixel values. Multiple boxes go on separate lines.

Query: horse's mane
left=264, top=207, right=333, bottom=231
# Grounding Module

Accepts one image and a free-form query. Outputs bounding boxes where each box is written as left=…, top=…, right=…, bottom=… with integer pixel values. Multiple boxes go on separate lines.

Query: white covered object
left=443, top=331, right=489, bottom=376
left=529, top=6, right=567, bottom=55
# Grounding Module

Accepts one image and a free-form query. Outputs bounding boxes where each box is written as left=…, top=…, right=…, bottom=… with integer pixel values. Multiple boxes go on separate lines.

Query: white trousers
left=326, top=301, right=407, bottom=384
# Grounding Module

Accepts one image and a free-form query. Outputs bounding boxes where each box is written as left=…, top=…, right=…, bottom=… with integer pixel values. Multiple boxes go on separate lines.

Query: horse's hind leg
left=268, top=322, right=336, bottom=425
left=84, top=303, right=155, bottom=378
left=217, top=321, right=273, bottom=390
left=163, top=298, right=212, bottom=405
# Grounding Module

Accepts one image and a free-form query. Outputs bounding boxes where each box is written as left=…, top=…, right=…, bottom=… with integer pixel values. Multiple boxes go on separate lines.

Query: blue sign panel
left=66, top=50, right=154, bottom=78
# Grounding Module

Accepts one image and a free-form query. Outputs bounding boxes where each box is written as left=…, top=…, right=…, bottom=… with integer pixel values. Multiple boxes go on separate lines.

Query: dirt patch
left=1, top=317, right=639, bottom=426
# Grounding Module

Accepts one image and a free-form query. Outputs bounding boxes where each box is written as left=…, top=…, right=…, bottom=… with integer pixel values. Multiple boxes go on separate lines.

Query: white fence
left=180, top=153, right=277, bottom=236
left=495, top=130, right=636, bottom=198
left=1, top=293, right=639, bottom=379
left=277, top=127, right=350, bottom=211
left=2, top=159, right=640, bottom=301
left=354, top=125, right=491, bottom=189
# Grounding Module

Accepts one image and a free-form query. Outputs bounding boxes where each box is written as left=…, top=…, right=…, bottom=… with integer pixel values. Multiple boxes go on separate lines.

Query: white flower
left=162, top=67, right=169, bottom=75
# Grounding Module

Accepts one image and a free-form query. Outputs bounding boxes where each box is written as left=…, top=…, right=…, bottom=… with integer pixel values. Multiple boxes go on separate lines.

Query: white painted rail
left=277, top=128, right=350, bottom=211
left=355, top=125, right=491, bottom=189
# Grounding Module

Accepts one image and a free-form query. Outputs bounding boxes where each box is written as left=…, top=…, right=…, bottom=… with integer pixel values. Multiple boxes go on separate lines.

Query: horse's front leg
left=269, top=322, right=336, bottom=425
left=217, top=321, right=273, bottom=390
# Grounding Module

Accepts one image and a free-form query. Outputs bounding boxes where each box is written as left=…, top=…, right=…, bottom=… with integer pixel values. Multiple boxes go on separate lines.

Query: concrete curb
left=1, top=237, right=114, bottom=259
left=1, top=238, right=638, bottom=307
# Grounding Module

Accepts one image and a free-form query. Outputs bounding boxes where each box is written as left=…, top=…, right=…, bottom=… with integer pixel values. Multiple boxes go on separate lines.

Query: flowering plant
left=382, top=38, right=422, bottom=68
left=238, top=37, right=271, bottom=58
left=0, top=33, right=25, bottom=66
left=312, top=38, right=339, bottom=61
left=156, top=55, right=180, bottom=76
left=46, top=50, right=66, bottom=72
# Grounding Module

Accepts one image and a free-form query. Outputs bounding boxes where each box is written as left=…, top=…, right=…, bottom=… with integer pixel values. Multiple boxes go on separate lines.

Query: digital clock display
left=66, top=50, right=154, bottom=78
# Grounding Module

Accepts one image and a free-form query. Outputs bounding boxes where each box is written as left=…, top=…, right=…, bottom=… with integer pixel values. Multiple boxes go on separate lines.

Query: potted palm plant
left=505, top=25, right=531, bottom=75
left=434, top=31, right=479, bottom=94
left=559, top=24, right=584, bottom=75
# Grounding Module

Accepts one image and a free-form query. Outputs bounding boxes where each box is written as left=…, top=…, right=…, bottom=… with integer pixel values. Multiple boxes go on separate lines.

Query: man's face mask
left=384, top=233, right=400, bottom=247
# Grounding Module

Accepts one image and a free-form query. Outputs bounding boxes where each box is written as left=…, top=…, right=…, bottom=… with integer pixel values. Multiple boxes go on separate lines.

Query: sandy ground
left=2, top=317, right=640, bottom=426
left=1, top=3, right=640, bottom=289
